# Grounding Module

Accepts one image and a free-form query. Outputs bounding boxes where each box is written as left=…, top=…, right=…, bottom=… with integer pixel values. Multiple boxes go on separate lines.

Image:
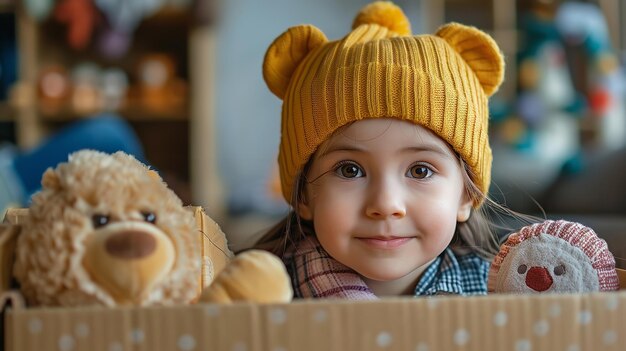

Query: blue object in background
left=1, top=114, right=146, bottom=215
left=0, top=13, right=17, bottom=100
left=12, top=114, right=146, bottom=197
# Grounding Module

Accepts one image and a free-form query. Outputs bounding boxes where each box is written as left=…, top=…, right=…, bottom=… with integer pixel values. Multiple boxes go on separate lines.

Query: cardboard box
left=4, top=288, right=626, bottom=351
left=2, top=209, right=626, bottom=351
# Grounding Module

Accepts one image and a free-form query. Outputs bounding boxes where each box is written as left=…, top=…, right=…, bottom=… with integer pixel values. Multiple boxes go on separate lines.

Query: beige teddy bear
left=13, top=150, right=292, bottom=307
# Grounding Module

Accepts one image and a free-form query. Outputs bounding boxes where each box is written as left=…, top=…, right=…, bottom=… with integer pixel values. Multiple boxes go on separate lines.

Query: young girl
left=256, top=1, right=505, bottom=299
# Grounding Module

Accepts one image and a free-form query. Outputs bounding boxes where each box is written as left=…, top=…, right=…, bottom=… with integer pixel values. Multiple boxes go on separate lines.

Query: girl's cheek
left=305, top=181, right=327, bottom=201
left=309, top=177, right=338, bottom=196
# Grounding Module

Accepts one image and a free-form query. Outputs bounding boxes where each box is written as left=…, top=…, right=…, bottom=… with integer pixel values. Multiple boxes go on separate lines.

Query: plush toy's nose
left=105, top=231, right=156, bottom=259
left=83, top=222, right=175, bottom=304
left=525, top=266, right=553, bottom=292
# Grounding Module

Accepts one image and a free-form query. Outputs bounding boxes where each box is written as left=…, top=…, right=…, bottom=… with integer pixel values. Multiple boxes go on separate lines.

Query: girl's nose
left=365, top=179, right=406, bottom=219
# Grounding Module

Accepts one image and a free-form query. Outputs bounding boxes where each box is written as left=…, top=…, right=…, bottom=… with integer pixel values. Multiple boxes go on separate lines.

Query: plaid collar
left=414, top=248, right=489, bottom=296
left=285, top=237, right=489, bottom=298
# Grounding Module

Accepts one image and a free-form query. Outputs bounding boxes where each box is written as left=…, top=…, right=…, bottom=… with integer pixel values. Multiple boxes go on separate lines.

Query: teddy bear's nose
left=105, top=231, right=157, bottom=259
left=525, top=266, right=553, bottom=292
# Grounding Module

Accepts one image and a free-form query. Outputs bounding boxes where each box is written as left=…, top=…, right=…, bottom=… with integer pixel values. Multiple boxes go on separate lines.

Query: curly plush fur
left=13, top=150, right=200, bottom=307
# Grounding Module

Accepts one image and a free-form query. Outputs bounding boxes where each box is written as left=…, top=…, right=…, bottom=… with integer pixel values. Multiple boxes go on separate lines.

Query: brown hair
left=253, top=154, right=509, bottom=261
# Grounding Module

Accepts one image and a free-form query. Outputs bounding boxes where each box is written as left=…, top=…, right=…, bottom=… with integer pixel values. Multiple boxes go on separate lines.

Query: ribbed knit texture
left=489, top=220, right=620, bottom=292
left=263, top=2, right=505, bottom=206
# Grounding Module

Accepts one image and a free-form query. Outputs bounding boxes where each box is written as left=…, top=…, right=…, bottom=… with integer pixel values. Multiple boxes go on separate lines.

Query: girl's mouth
left=356, top=236, right=413, bottom=249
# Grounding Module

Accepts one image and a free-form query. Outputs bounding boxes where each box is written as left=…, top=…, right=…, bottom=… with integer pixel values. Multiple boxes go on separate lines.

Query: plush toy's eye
left=92, top=214, right=110, bottom=228
left=554, top=264, right=566, bottom=276
left=142, top=212, right=157, bottom=224
left=517, top=264, right=527, bottom=274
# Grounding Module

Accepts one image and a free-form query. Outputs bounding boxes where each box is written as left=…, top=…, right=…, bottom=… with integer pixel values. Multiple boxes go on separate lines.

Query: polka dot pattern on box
left=376, top=331, right=392, bottom=347
left=10, top=291, right=626, bottom=351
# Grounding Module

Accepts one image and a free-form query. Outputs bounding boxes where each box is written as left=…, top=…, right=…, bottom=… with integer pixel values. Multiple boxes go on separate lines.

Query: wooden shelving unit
left=0, top=2, right=14, bottom=13
left=10, top=3, right=225, bottom=218
left=35, top=103, right=189, bottom=122
left=0, top=102, right=13, bottom=121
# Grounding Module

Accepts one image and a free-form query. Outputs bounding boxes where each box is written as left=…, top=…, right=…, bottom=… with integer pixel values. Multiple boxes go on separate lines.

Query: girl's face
left=299, top=119, right=472, bottom=288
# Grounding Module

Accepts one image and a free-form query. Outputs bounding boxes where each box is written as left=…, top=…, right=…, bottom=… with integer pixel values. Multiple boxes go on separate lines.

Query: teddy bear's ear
left=436, top=22, right=504, bottom=97
left=263, top=25, right=328, bottom=99
left=41, top=168, right=62, bottom=191
left=146, top=170, right=162, bottom=182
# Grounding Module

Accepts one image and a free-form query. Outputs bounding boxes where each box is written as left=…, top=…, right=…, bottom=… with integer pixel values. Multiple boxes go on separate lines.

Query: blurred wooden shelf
left=0, top=4, right=14, bottom=13
left=36, top=103, right=188, bottom=122
left=119, top=103, right=189, bottom=121
left=0, top=102, right=14, bottom=121
left=144, top=6, right=191, bottom=26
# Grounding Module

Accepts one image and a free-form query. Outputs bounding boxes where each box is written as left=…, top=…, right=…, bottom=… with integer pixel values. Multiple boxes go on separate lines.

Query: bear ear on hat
left=263, top=25, right=328, bottom=100
left=352, top=1, right=411, bottom=36
left=436, top=22, right=505, bottom=97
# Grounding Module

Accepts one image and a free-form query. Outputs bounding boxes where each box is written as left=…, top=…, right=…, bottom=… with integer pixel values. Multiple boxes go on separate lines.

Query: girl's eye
left=407, top=164, right=433, bottom=179
left=92, top=214, right=110, bottom=228
left=142, top=212, right=157, bottom=224
left=335, top=162, right=363, bottom=178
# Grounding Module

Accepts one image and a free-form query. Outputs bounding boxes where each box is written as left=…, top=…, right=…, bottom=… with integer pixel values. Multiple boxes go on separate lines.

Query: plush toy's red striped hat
left=489, top=220, right=619, bottom=292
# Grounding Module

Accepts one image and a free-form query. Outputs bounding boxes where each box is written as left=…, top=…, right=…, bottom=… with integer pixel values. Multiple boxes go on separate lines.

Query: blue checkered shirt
left=414, top=248, right=490, bottom=296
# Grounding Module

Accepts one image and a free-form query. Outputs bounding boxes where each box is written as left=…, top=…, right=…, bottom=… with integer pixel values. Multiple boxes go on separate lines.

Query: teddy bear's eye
left=554, top=264, right=566, bottom=276
left=517, top=264, right=527, bottom=274
left=92, top=214, right=110, bottom=228
left=142, top=212, right=157, bottom=224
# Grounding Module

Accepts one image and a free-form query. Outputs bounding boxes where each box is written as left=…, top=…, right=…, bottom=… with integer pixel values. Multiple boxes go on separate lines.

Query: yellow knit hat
left=263, top=1, right=504, bottom=207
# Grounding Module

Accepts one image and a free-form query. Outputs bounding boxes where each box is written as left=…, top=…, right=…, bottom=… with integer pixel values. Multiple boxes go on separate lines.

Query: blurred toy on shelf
left=6, top=0, right=201, bottom=213
left=24, top=0, right=54, bottom=21
left=54, top=0, right=99, bottom=50
left=33, top=58, right=188, bottom=120
left=489, top=0, right=626, bottom=212
left=95, top=0, right=166, bottom=57
left=37, top=64, right=71, bottom=114
left=35, top=61, right=133, bottom=119
left=490, top=0, right=583, bottom=198
left=24, top=0, right=193, bottom=57
left=95, top=0, right=164, bottom=32
left=133, top=53, right=186, bottom=113
left=506, top=0, right=582, bottom=151
left=14, top=0, right=193, bottom=121
left=70, top=62, right=104, bottom=114
left=555, top=0, right=626, bottom=152
left=100, top=67, right=128, bottom=111
left=97, top=22, right=132, bottom=59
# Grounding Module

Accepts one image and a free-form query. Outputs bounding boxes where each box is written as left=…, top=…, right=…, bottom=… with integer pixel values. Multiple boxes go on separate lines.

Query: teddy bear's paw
left=199, top=250, right=293, bottom=304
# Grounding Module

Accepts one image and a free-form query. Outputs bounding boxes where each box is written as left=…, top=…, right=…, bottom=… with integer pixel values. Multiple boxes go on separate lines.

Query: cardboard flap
left=0, top=290, right=24, bottom=310
left=0, top=224, right=19, bottom=294
left=190, top=206, right=233, bottom=288
left=2, top=209, right=28, bottom=225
